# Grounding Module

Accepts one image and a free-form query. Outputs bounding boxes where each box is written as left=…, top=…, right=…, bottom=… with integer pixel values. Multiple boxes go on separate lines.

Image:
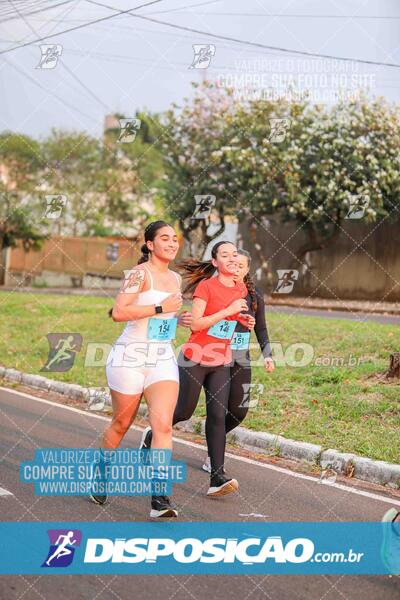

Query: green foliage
left=161, top=83, right=400, bottom=261
left=0, top=132, right=48, bottom=251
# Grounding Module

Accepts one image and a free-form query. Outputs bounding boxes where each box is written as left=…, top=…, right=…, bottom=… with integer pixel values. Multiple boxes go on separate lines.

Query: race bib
left=230, top=331, right=250, bottom=350
left=148, top=317, right=177, bottom=341
left=207, top=319, right=237, bottom=339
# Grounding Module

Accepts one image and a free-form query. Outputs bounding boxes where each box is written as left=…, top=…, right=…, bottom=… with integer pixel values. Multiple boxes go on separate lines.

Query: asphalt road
left=267, top=306, right=400, bottom=325
left=0, top=386, right=399, bottom=600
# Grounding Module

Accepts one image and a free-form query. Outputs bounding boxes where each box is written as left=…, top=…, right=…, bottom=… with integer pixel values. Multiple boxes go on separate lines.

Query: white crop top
left=116, top=265, right=181, bottom=343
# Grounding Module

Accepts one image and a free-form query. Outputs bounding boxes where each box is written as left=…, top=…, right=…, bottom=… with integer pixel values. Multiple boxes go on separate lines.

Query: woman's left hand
left=237, top=313, right=255, bottom=330
left=178, top=311, right=193, bottom=328
left=264, top=357, right=275, bottom=372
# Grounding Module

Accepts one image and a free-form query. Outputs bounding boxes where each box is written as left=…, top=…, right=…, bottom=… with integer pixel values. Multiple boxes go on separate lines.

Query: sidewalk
left=268, top=295, right=400, bottom=316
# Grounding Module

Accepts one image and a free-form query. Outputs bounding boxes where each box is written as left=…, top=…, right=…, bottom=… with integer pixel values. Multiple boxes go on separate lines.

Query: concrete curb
left=1, top=365, right=399, bottom=490
left=268, top=298, right=400, bottom=316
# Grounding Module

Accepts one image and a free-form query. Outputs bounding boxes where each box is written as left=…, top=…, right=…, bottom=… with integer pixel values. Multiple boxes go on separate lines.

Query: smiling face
left=233, top=254, right=250, bottom=282
left=146, top=225, right=179, bottom=261
left=211, top=242, right=239, bottom=275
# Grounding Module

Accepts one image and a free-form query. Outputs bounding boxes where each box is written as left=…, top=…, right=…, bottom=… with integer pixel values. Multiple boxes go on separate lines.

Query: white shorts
left=105, top=340, right=179, bottom=395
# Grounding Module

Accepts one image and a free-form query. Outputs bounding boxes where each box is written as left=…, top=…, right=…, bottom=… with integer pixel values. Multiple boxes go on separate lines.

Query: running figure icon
left=44, top=335, right=78, bottom=370
left=45, top=531, right=77, bottom=566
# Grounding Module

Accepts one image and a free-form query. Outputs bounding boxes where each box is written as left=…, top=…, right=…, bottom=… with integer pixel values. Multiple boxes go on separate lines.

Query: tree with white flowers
left=161, top=82, right=400, bottom=268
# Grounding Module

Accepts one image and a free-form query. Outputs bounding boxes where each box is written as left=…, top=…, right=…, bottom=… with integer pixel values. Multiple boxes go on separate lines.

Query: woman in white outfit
left=90, top=221, right=192, bottom=518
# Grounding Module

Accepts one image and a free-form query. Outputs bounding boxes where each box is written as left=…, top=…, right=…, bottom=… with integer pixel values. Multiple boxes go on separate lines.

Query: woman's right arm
left=190, top=297, right=248, bottom=332
left=111, top=267, right=181, bottom=322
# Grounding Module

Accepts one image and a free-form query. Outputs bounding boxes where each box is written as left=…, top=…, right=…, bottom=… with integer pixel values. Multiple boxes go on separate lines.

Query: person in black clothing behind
left=202, top=248, right=275, bottom=473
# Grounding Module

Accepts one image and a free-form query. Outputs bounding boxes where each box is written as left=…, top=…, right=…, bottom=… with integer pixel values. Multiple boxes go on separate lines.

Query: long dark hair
left=108, top=219, right=173, bottom=318
left=238, top=249, right=257, bottom=313
left=176, top=240, right=236, bottom=296
left=137, top=220, right=172, bottom=264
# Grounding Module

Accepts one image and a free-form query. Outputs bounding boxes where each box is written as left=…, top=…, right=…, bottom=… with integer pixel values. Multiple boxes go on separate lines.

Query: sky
left=1, top=0, right=400, bottom=139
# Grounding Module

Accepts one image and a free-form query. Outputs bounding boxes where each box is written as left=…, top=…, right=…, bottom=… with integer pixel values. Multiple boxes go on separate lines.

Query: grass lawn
left=0, top=291, right=399, bottom=464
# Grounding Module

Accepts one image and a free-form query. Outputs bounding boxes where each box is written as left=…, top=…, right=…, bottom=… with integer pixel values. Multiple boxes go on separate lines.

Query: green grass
left=1, top=291, right=399, bottom=464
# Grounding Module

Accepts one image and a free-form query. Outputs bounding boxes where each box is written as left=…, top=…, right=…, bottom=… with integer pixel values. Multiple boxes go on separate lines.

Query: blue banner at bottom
left=0, top=522, right=398, bottom=574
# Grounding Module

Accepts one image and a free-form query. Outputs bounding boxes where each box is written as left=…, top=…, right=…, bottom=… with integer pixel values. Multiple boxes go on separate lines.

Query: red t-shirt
left=182, top=276, right=248, bottom=366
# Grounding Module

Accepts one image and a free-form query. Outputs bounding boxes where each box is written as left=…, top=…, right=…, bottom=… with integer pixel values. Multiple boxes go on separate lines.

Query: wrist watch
left=154, top=304, right=163, bottom=314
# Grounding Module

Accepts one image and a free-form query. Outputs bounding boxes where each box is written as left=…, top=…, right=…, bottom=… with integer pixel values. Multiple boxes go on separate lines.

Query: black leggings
left=173, top=351, right=231, bottom=476
left=225, top=361, right=252, bottom=434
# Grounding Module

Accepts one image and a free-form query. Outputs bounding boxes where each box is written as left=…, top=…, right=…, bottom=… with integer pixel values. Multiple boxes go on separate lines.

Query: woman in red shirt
left=141, top=240, right=252, bottom=497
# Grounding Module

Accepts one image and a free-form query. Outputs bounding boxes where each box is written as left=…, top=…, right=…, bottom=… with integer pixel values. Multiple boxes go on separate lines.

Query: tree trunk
left=289, top=216, right=342, bottom=271
left=0, top=235, right=6, bottom=285
left=179, top=208, right=225, bottom=260
left=384, top=352, right=400, bottom=379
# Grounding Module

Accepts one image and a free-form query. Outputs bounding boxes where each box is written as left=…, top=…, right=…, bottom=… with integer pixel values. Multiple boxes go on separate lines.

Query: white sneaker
left=202, top=456, right=211, bottom=473
left=139, top=426, right=152, bottom=450
left=202, top=456, right=226, bottom=475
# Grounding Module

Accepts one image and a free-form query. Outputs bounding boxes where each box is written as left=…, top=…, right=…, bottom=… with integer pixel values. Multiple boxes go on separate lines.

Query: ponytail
left=238, top=248, right=257, bottom=313
left=243, top=272, right=258, bottom=313
left=176, top=240, right=236, bottom=296
left=137, top=243, right=150, bottom=264
left=175, top=258, right=216, bottom=296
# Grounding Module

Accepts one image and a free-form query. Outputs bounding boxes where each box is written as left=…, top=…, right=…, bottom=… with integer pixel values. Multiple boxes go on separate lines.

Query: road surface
left=0, top=386, right=399, bottom=600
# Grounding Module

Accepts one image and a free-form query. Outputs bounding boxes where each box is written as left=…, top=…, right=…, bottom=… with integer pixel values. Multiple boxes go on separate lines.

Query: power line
left=6, top=0, right=110, bottom=112
left=0, top=0, right=165, bottom=52
left=16, top=17, right=389, bottom=65
left=88, top=0, right=400, bottom=69
left=54, top=46, right=400, bottom=85
left=144, top=0, right=222, bottom=15
left=3, top=56, right=95, bottom=121
left=2, top=0, right=400, bottom=69
left=0, top=0, right=66, bottom=22
left=2, top=0, right=106, bottom=119
left=145, top=11, right=400, bottom=20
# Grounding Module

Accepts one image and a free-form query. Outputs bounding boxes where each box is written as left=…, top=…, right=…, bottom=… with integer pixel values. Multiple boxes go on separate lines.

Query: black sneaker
left=150, top=495, right=178, bottom=518
left=207, top=474, right=239, bottom=497
left=139, top=426, right=153, bottom=450
left=89, top=457, right=108, bottom=505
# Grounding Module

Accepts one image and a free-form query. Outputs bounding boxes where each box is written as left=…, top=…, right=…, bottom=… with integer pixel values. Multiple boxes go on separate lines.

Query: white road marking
left=0, top=486, right=13, bottom=496
left=1, top=386, right=400, bottom=507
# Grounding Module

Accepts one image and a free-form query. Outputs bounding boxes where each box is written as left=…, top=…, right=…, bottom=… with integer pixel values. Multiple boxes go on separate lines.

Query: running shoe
left=202, top=456, right=225, bottom=475
left=207, top=474, right=239, bottom=497
left=150, top=495, right=178, bottom=518
left=89, top=456, right=108, bottom=505
left=139, top=426, right=153, bottom=450
left=381, top=507, right=400, bottom=574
